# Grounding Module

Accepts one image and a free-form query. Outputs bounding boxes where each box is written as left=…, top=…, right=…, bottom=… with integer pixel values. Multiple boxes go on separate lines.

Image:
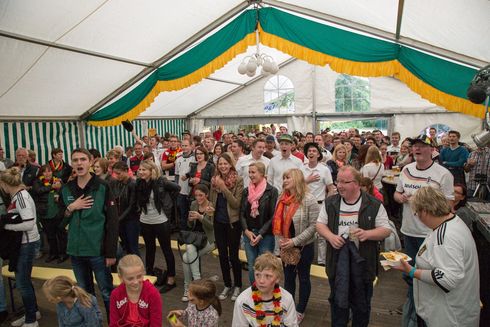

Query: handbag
left=177, top=230, right=208, bottom=250
left=280, top=247, right=302, bottom=266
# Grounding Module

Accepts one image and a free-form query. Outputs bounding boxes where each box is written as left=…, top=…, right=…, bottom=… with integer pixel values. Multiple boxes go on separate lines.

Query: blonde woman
left=327, top=144, right=349, bottom=183
left=136, top=160, right=180, bottom=293
left=272, top=168, right=319, bottom=323
left=360, top=145, right=385, bottom=191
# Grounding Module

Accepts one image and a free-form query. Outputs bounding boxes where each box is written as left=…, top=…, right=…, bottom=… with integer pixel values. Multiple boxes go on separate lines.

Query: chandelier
left=237, top=29, right=279, bottom=77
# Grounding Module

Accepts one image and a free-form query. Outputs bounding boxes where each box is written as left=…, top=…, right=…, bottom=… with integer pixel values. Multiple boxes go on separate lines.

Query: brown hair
left=43, top=276, right=93, bottom=308
left=359, top=177, right=374, bottom=195
left=194, top=146, right=209, bottom=161
left=93, top=158, right=109, bottom=174
left=365, top=145, right=382, bottom=165
left=188, top=279, right=222, bottom=316
left=71, top=148, right=92, bottom=160
left=215, top=152, right=236, bottom=177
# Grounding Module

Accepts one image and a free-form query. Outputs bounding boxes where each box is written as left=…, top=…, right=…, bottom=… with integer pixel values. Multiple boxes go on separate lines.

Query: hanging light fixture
left=237, top=28, right=279, bottom=77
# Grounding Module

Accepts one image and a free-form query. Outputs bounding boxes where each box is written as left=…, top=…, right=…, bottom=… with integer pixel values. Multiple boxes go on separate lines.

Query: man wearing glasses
left=316, top=166, right=391, bottom=326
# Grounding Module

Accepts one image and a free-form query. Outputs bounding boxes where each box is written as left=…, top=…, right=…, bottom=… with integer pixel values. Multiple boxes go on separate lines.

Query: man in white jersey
left=302, top=142, right=335, bottom=266
left=266, top=134, right=303, bottom=193
left=316, top=166, right=390, bottom=326
left=394, top=187, right=479, bottom=327
left=393, top=134, right=454, bottom=326
left=236, top=139, right=270, bottom=188
left=174, top=139, right=195, bottom=231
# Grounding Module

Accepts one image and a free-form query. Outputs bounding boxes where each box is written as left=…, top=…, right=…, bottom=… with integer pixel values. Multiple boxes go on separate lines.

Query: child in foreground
left=42, top=276, right=102, bottom=327
left=109, top=254, right=162, bottom=327
left=167, top=279, right=221, bottom=327
left=232, top=252, right=298, bottom=326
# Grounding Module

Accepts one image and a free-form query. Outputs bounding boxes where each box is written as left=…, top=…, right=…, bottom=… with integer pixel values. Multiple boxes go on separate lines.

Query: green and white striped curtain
left=84, top=119, right=186, bottom=157
left=0, top=121, right=80, bottom=165
left=0, top=119, right=185, bottom=166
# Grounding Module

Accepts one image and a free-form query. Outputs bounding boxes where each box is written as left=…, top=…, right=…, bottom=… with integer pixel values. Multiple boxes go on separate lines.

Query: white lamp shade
left=246, top=59, right=257, bottom=74
left=237, top=61, right=248, bottom=74
left=246, top=71, right=255, bottom=77
left=262, top=60, right=273, bottom=73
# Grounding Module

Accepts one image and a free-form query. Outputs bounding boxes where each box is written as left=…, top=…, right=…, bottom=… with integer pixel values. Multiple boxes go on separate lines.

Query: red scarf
left=49, top=159, right=63, bottom=172
left=272, top=191, right=300, bottom=238
left=248, top=178, right=267, bottom=218
left=212, top=170, right=238, bottom=191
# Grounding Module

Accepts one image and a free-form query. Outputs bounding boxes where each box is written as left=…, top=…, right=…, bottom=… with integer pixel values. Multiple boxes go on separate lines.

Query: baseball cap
left=278, top=134, right=293, bottom=143
left=408, top=134, right=433, bottom=146
left=265, top=135, right=276, bottom=143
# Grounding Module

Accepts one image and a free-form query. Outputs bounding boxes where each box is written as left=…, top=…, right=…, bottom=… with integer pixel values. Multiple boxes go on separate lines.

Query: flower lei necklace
left=252, top=282, right=283, bottom=327
left=39, top=175, right=60, bottom=192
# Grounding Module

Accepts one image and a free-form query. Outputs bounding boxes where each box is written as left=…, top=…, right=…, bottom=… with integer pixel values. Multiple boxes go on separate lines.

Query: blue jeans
left=177, top=194, right=191, bottom=231
left=16, top=240, right=40, bottom=323
left=284, top=242, right=314, bottom=314
left=328, top=278, right=374, bottom=327
left=71, top=256, right=113, bottom=316
left=243, top=231, right=275, bottom=284
left=119, top=219, right=140, bottom=256
left=402, top=235, right=425, bottom=327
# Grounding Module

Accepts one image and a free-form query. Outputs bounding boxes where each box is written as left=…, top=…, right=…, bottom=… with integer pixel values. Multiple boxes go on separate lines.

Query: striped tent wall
left=0, top=121, right=80, bottom=165
left=84, top=119, right=186, bottom=157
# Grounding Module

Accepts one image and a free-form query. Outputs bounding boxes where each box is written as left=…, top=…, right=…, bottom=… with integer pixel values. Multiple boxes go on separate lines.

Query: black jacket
left=136, top=177, right=180, bottom=218
left=32, top=178, right=61, bottom=218
left=326, top=160, right=340, bottom=183
left=324, top=192, right=382, bottom=282
left=239, top=183, right=278, bottom=237
left=186, top=162, right=215, bottom=188
left=49, top=160, right=73, bottom=184
left=110, top=178, right=138, bottom=222
left=0, top=213, right=23, bottom=272
left=19, top=163, right=38, bottom=188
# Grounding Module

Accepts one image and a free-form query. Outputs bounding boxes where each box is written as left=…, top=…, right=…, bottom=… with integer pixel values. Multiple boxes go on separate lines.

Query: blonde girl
left=168, top=279, right=221, bottom=327
left=110, top=254, right=162, bottom=327
left=43, top=276, right=102, bottom=327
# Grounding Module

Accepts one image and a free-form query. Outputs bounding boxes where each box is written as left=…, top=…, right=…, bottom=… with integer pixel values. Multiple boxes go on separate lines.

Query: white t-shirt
left=139, top=191, right=168, bottom=224
left=396, top=162, right=454, bottom=237
left=236, top=154, right=270, bottom=188
left=301, top=163, right=333, bottom=201
left=4, top=190, right=40, bottom=244
left=267, top=154, right=303, bottom=193
left=414, top=216, right=480, bottom=327
left=174, top=154, right=195, bottom=195
left=387, top=144, right=400, bottom=156
left=360, top=162, right=385, bottom=190
left=232, top=286, right=298, bottom=327
left=317, top=195, right=390, bottom=247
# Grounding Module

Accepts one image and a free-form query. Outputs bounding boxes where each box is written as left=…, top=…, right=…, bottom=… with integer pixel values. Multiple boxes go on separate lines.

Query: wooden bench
left=1, top=265, right=156, bottom=312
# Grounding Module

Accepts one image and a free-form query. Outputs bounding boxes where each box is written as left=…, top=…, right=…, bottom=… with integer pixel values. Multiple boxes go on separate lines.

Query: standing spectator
left=129, top=142, right=144, bottom=174
left=0, top=146, right=13, bottom=169
left=273, top=168, right=319, bottom=323
left=175, top=139, right=196, bottom=231
left=240, top=162, right=278, bottom=283
left=0, top=167, right=42, bottom=327
left=235, top=139, right=270, bottom=188
left=395, top=140, right=413, bottom=168
left=342, top=140, right=357, bottom=164
left=393, top=135, right=454, bottom=326
left=32, top=164, right=67, bottom=263
left=267, top=134, right=303, bottom=193
left=136, top=160, right=180, bottom=293
left=380, top=143, right=394, bottom=170
left=230, top=140, right=246, bottom=162
left=212, top=143, right=223, bottom=165
left=314, top=134, right=333, bottom=162
left=93, top=158, right=112, bottom=183
left=209, top=153, right=244, bottom=301
left=161, top=135, right=182, bottom=177
left=48, top=148, right=73, bottom=183
left=111, top=162, right=139, bottom=256
left=393, top=187, right=479, bottom=327
left=361, top=146, right=385, bottom=191
left=316, top=166, right=390, bottom=326
left=27, top=150, right=40, bottom=168
left=265, top=135, right=280, bottom=158
left=203, top=137, right=215, bottom=154
left=185, top=147, right=215, bottom=194
left=59, top=148, right=118, bottom=316
left=387, top=132, right=401, bottom=157
left=464, top=145, right=490, bottom=197
left=439, top=130, right=469, bottom=185
left=14, top=147, right=38, bottom=190
left=429, top=127, right=439, bottom=147
left=327, top=144, right=349, bottom=184
left=0, top=190, right=7, bottom=324
left=291, top=138, right=305, bottom=162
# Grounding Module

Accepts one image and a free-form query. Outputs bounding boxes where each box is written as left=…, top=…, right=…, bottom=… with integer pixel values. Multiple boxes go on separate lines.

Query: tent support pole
left=312, top=65, right=317, bottom=134
left=78, top=121, right=86, bottom=149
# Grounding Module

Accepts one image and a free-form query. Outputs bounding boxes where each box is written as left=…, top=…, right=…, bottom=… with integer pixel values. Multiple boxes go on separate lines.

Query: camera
left=474, top=173, right=488, bottom=184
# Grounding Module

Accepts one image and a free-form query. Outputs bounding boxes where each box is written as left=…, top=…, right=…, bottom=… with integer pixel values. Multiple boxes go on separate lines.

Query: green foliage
left=335, top=75, right=370, bottom=112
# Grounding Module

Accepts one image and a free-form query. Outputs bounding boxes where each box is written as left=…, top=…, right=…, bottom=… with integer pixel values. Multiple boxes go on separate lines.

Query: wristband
left=409, top=267, right=416, bottom=279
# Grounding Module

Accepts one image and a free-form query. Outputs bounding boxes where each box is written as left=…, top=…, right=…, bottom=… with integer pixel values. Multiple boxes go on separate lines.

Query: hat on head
left=303, top=142, right=323, bottom=161
left=408, top=134, right=433, bottom=146
left=121, top=120, right=134, bottom=132
left=278, top=134, right=294, bottom=144
left=265, top=135, right=276, bottom=143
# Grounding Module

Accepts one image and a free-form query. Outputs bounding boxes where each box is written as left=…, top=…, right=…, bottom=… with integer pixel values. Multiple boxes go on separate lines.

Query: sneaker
left=159, top=282, right=177, bottom=294
left=181, top=289, right=189, bottom=302
left=297, top=312, right=305, bottom=324
left=21, top=322, right=38, bottom=327
left=218, top=286, right=231, bottom=300
left=231, top=287, right=241, bottom=301
left=11, top=311, right=41, bottom=327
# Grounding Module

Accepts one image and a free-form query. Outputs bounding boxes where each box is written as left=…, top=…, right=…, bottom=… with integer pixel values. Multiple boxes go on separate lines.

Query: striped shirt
left=4, top=189, right=40, bottom=243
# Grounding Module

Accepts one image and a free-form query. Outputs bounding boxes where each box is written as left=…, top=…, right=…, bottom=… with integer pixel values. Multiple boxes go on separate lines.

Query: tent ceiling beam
left=395, top=0, right=405, bottom=40
left=188, top=57, right=297, bottom=118
left=205, top=77, right=243, bottom=86
left=263, top=0, right=486, bottom=68
left=0, top=30, right=152, bottom=68
left=315, top=110, right=454, bottom=120
left=79, top=0, right=251, bottom=121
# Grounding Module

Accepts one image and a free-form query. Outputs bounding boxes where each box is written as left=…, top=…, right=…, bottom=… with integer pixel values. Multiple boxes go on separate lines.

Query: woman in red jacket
left=110, top=255, right=162, bottom=327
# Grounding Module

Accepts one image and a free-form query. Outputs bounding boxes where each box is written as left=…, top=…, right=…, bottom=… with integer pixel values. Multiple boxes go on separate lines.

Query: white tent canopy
left=0, top=0, right=489, bottom=120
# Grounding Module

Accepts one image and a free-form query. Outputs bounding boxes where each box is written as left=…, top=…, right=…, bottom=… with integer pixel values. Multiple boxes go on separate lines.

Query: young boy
left=232, top=252, right=298, bottom=326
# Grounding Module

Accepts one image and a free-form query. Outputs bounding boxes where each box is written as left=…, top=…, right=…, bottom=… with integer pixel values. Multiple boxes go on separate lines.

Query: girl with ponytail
left=42, top=276, right=102, bottom=327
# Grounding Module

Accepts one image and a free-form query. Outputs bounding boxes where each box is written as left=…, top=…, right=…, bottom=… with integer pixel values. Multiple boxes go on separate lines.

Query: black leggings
left=40, top=217, right=67, bottom=256
left=140, top=221, right=175, bottom=277
left=214, top=221, right=242, bottom=288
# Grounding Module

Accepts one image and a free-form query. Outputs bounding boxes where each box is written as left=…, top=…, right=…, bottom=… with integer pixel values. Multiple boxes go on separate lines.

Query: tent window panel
left=264, top=75, right=295, bottom=114
left=335, top=74, right=370, bottom=113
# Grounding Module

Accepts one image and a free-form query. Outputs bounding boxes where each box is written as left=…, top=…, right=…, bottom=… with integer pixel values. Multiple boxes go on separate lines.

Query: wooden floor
left=2, top=243, right=406, bottom=326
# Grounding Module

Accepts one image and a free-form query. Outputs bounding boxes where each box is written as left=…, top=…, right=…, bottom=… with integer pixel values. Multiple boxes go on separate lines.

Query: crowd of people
left=0, top=123, right=483, bottom=326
